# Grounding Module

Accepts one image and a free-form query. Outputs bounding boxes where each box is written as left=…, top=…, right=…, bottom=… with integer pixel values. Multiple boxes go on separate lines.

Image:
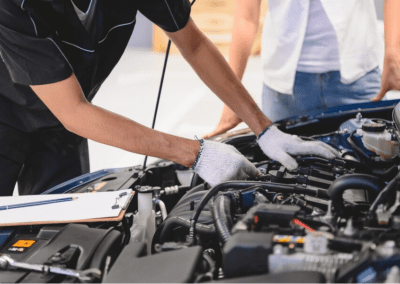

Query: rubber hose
left=372, top=165, right=399, bottom=181
left=347, top=132, right=371, bottom=162
left=159, top=216, right=216, bottom=244
left=327, top=174, right=385, bottom=217
left=152, top=213, right=215, bottom=248
left=211, top=195, right=233, bottom=244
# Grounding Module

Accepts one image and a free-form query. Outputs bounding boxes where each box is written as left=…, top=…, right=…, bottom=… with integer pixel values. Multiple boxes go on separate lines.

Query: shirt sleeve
left=137, top=0, right=191, bottom=33
left=0, top=4, right=72, bottom=86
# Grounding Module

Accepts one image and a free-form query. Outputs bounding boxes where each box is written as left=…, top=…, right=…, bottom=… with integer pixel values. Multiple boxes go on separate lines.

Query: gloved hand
left=257, top=125, right=341, bottom=170
left=192, top=140, right=260, bottom=187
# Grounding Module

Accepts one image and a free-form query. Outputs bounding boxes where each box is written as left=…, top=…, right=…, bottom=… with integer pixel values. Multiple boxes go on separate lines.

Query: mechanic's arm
left=166, top=17, right=340, bottom=170
left=373, top=0, right=400, bottom=101
left=166, top=17, right=270, bottom=137
left=203, top=0, right=262, bottom=139
left=30, top=74, right=200, bottom=168
left=31, top=74, right=260, bottom=186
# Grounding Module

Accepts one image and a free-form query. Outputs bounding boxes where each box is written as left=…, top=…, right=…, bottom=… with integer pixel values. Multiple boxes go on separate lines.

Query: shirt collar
left=16, top=0, right=95, bottom=50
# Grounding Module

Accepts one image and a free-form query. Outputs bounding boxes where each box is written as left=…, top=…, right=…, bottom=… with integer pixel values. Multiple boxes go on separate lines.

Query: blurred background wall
left=152, top=0, right=268, bottom=56
left=130, top=0, right=384, bottom=53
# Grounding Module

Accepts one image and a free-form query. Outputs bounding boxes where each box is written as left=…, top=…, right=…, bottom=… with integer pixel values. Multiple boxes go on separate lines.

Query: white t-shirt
left=261, top=0, right=383, bottom=95
left=297, top=0, right=340, bottom=73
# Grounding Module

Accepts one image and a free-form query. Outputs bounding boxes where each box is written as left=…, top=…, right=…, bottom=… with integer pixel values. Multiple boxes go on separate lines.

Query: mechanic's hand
left=203, top=106, right=242, bottom=139
left=257, top=126, right=341, bottom=170
left=372, top=51, right=400, bottom=101
left=192, top=140, right=260, bottom=186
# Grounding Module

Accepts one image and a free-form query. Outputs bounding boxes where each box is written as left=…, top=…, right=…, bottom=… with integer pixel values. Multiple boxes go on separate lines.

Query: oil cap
left=362, top=122, right=385, bottom=133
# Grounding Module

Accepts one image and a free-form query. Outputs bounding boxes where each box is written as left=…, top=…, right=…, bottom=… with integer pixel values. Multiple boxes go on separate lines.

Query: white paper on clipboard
left=0, top=189, right=132, bottom=225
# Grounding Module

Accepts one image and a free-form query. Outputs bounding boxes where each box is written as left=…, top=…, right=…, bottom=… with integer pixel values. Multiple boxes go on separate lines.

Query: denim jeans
left=262, top=67, right=382, bottom=122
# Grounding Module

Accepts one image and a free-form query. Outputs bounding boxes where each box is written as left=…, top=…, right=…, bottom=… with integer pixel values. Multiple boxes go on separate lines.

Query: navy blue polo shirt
left=0, top=0, right=191, bottom=133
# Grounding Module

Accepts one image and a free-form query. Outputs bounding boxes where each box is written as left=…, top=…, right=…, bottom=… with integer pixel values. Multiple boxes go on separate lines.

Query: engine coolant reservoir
left=358, top=122, right=400, bottom=160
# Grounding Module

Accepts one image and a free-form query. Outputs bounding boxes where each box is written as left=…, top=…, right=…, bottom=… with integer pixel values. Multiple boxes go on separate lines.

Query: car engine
left=1, top=100, right=400, bottom=283
left=128, top=100, right=400, bottom=283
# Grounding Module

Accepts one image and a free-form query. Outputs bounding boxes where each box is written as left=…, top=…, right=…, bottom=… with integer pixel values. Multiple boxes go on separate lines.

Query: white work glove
left=257, top=125, right=341, bottom=170
left=192, top=140, right=260, bottom=187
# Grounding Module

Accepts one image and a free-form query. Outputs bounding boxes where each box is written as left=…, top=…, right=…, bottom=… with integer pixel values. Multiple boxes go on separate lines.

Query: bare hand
left=372, top=50, right=400, bottom=101
left=203, top=105, right=242, bottom=139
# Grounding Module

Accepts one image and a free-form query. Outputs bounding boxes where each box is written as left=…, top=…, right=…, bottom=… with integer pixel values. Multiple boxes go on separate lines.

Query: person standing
left=205, top=0, right=383, bottom=138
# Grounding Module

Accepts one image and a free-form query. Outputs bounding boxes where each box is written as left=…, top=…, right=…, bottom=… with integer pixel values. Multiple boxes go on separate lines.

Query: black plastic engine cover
left=0, top=224, right=121, bottom=283
left=105, top=245, right=203, bottom=283
left=213, top=271, right=326, bottom=283
left=223, top=232, right=274, bottom=278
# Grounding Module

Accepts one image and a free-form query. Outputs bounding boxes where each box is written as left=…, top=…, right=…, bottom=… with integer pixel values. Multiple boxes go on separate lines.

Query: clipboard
left=0, top=189, right=134, bottom=227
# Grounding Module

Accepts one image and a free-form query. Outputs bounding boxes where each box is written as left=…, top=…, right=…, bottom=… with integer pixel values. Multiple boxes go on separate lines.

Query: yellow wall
left=153, top=0, right=268, bottom=56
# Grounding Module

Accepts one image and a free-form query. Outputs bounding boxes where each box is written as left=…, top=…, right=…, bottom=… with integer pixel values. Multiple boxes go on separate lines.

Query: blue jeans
left=262, top=67, right=382, bottom=122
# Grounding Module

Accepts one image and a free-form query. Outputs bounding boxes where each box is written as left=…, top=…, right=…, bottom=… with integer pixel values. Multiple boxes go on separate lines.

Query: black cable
left=347, top=131, right=371, bottom=162
left=142, top=0, right=197, bottom=170
left=190, top=173, right=204, bottom=188
left=142, top=40, right=172, bottom=169
left=310, top=131, right=341, bottom=139
left=368, top=174, right=400, bottom=217
left=296, top=156, right=332, bottom=164
left=300, top=135, right=342, bottom=151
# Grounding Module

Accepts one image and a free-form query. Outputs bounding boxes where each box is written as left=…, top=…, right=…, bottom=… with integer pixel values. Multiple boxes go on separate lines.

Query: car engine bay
left=1, top=100, right=400, bottom=283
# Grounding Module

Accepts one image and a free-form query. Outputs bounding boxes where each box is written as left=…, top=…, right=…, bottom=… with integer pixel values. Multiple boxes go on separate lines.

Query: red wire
left=292, top=218, right=315, bottom=232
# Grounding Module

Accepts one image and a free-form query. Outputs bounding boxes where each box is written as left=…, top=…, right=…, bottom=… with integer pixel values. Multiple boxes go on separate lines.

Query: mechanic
left=0, top=0, right=339, bottom=196
left=205, top=0, right=383, bottom=138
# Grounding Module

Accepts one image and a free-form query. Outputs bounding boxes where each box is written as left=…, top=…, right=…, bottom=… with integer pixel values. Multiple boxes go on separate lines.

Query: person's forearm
left=188, top=36, right=270, bottom=135
left=220, top=0, right=262, bottom=127
left=372, top=0, right=400, bottom=101
left=186, top=36, right=270, bottom=135
left=31, top=75, right=200, bottom=168
left=66, top=101, right=200, bottom=167
left=229, top=0, right=261, bottom=80
left=384, top=0, right=400, bottom=54
left=168, top=19, right=271, bottom=136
